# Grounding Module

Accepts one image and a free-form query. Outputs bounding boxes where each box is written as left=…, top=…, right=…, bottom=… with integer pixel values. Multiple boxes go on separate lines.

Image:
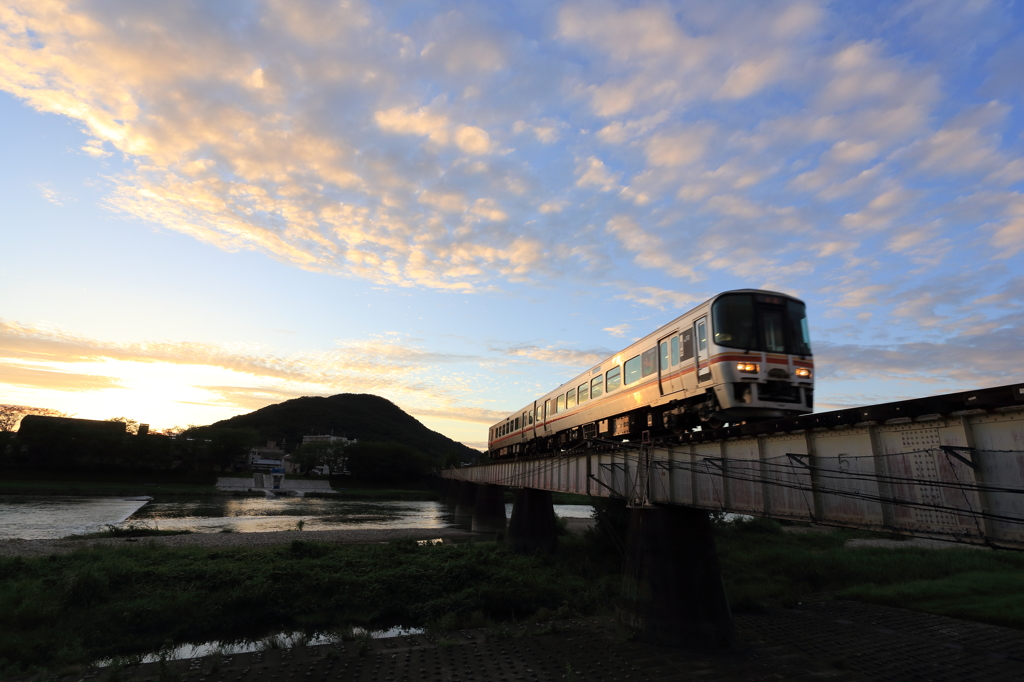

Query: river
left=0, top=495, right=595, bottom=540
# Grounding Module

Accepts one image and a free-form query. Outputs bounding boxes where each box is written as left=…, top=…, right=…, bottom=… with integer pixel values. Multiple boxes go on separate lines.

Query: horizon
left=2, top=1, right=1023, bottom=451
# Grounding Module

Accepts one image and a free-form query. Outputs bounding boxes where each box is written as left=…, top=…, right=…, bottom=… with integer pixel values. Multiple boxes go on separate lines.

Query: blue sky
left=1, top=0, right=1023, bottom=449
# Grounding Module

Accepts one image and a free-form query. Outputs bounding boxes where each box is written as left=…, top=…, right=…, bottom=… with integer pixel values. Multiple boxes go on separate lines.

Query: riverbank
left=40, top=601, right=1024, bottom=682
left=0, top=473, right=447, bottom=500
left=3, top=516, right=1022, bottom=677
left=0, top=527, right=471, bottom=558
left=0, top=518, right=596, bottom=558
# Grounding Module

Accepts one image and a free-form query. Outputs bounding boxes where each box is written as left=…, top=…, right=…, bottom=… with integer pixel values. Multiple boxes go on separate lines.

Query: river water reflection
left=0, top=495, right=595, bottom=540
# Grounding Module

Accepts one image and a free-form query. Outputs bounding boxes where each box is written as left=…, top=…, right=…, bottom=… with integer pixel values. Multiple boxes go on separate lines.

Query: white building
left=301, top=434, right=356, bottom=446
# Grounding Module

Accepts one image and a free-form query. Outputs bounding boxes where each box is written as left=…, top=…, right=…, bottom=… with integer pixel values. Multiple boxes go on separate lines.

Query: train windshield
left=711, top=293, right=811, bottom=356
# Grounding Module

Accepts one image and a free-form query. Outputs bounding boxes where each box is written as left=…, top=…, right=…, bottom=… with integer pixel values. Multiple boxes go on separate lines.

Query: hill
left=210, top=394, right=479, bottom=463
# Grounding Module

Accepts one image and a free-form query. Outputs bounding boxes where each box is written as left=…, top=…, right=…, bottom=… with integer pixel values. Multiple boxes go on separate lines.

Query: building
left=301, top=433, right=356, bottom=446
left=248, top=440, right=285, bottom=471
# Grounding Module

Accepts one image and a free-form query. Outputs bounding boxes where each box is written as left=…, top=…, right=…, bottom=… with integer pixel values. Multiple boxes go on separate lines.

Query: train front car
left=486, top=288, right=814, bottom=459
left=698, top=290, right=813, bottom=427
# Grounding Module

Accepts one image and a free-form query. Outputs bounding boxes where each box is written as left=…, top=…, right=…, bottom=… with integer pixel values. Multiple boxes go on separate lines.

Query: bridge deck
left=444, top=383, right=1024, bottom=550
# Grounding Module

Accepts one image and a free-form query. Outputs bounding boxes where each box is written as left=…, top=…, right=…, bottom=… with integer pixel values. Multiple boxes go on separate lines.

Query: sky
left=1, top=0, right=1023, bottom=450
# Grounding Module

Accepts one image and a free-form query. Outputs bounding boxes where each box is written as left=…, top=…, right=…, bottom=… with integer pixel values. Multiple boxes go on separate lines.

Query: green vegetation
left=8, top=417, right=260, bottom=475
left=345, top=442, right=433, bottom=480
left=0, top=536, right=619, bottom=677
left=713, top=516, right=1024, bottom=627
left=71, top=523, right=193, bottom=540
left=4, top=503, right=1023, bottom=678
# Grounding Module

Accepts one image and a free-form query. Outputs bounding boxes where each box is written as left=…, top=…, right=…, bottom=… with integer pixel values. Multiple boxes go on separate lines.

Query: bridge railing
left=443, top=407, right=1024, bottom=550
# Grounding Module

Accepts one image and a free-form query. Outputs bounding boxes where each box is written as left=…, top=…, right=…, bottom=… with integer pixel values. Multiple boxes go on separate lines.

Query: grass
left=5, top=510, right=1024, bottom=678
left=70, top=523, right=194, bottom=540
left=713, top=516, right=1024, bottom=626
left=0, top=535, right=620, bottom=677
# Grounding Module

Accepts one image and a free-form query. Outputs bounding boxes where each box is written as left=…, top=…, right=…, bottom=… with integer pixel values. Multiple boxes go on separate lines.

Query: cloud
left=513, top=119, right=563, bottom=144
left=2, top=0, right=1023, bottom=392
left=715, top=51, right=789, bottom=100
left=499, top=344, right=609, bottom=368
left=575, top=156, right=621, bottom=192
left=613, top=287, right=706, bottom=311
left=375, top=106, right=451, bottom=145
left=645, top=126, right=713, bottom=167
left=605, top=215, right=698, bottom=280
left=454, top=125, right=491, bottom=155
left=36, top=183, right=66, bottom=206
left=0, top=318, right=476, bottom=394
left=603, top=324, right=631, bottom=338
left=990, top=193, right=1024, bottom=257
left=815, top=318, right=1024, bottom=388
left=0, top=364, right=123, bottom=392
left=405, top=405, right=508, bottom=425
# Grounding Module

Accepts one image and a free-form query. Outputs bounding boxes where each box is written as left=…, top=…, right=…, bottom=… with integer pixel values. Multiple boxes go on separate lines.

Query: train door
left=695, top=317, right=712, bottom=383
left=658, top=332, right=683, bottom=395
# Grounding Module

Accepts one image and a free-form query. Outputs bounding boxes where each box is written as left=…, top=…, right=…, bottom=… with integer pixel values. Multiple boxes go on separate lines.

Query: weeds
left=73, top=522, right=192, bottom=540
left=5, top=515, right=1023, bottom=679
left=714, top=521, right=1024, bottom=624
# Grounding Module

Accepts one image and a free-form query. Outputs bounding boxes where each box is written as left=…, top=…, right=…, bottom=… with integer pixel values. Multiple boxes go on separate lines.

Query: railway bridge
left=439, top=383, right=1024, bottom=648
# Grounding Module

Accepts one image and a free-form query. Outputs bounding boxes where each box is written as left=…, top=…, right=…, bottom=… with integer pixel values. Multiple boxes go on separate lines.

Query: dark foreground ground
left=11, top=596, right=1023, bottom=682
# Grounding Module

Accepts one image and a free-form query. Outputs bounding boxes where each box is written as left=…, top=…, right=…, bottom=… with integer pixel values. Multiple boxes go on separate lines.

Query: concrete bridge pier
left=618, top=506, right=733, bottom=648
left=471, top=484, right=507, bottom=533
left=454, top=481, right=478, bottom=522
left=506, top=488, right=558, bottom=554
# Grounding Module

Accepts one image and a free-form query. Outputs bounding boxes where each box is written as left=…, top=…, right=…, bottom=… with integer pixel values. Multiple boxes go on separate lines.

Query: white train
left=488, top=289, right=814, bottom=458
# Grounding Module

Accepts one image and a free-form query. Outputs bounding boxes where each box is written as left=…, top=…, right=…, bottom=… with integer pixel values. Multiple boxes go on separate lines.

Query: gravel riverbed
left=0, top=527, right=475, bottom=558
left=0, top=518, right=596, bottom=558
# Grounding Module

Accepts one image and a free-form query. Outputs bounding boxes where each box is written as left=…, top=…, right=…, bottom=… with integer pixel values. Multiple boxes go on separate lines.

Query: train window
left=697, top=321, right=707, bottom=352
left=671, top=336, right=679, bottom=366
left=515, top=417, right=520, bottom=430
left=680, top=329, right=694, bottom=361
left=606, top=365, right=621, bottom=391
left=660, top=341, right=669, bottom=371
left=591, top=375, right=604, bottom=398
left=624, top=355, right=641, bottom=385
left=578, top=382, right=589, bottom=403
left=641, top=348, right=657, bottom=377
left=527, top=411, right=533, bottom=425
left=557, top=394, right=565, bottom=412
left=544, top=399, right=551, bottom=419
left=787, top=299, right=811, bottom=355
left=711, top=293, right=755, bottom=349
left=567, top=388, right=576, bottom=408
left=763, top=309, right=785, bottom=352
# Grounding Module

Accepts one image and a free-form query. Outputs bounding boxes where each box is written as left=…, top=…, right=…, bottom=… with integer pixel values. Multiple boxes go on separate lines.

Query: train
left=488, top=289, right=814, bottom=458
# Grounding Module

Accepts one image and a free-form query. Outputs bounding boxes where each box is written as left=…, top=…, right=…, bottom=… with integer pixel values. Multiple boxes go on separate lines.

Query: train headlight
left=736, top=362, right=760, bottom=374
left=795, top=367, right=812, bottom=379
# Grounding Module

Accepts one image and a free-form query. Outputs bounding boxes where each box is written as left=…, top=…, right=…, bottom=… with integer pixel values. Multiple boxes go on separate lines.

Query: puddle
left=417, top=538, right=444, bottom=545
left=95, top=626, right=426, bottom=666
